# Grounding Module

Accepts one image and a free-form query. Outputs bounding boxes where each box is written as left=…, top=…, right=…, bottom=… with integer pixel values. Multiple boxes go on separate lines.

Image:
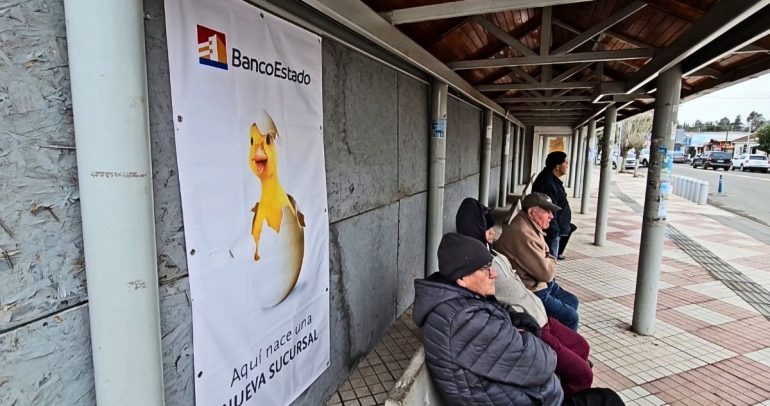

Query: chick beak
left=253, top=146, right=267, bottom=174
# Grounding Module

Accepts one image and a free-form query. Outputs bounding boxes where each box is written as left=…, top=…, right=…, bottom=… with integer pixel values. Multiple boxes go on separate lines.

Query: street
left=666, top=164, right=770, bottom=227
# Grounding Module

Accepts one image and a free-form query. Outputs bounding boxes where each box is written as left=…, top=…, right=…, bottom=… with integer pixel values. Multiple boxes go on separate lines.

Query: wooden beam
left=381, top=0, right=593, bottom=25
left=497, top=95, right=594, bottom=102
left=550, top=62, right=593, bottom=83
left=449, top=48, right=655, bottom=70
left=681, top=6, right=770, bottom=76
left=626, top=0, right=770, bottom=93
left=553, top=18, right=650, bottom=49
left=734, top=44, right=769, bottom=54
left=552, top=1, right=646, bottom=55
left=640, top=0, right=704, bottom=24
left=477, top=81, right=600, bottom=91
left=472, top=16, right=537, bottom=57
left=506, top=105, right=593, bottom=111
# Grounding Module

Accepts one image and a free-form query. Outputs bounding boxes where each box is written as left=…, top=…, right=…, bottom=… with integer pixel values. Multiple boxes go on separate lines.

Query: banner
left=164, top=0, right=329, bottom=404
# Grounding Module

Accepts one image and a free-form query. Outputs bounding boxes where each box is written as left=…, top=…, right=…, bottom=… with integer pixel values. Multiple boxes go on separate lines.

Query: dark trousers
left=545, top=223, right=577, bottom=257
left=564, top=387, right=625, bottom=406
left=535, top=281, right=580, bottom=331
left=540, top=317, right=592, bottom=396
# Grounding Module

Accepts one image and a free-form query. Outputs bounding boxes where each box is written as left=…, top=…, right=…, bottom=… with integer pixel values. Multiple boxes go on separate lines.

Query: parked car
left=595, top=152, right=618, bottom=169
left=691, top=151, right=732, bottom=170
left=672, top=150, right=686, bottom=163
left=731, top=154, right=769, bottom=172
left=639, top=149, right=650, bottom=167
left=623, top=155, right=636, bottom=169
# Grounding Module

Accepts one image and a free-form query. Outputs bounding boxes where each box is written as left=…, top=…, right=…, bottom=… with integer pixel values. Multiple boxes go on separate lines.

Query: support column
left=510, top=125, right=520, bottom=194
left=580, top=120, right=596, bottom=213
left=499, top=122, right=511, bottom=206
left=479, top=109, right=493, bottom=206
left=594, top=105, right=617, bottom=246
left=426, top=80, right=448, bottom=276
left=63, top=0, right=164, bottom=404
left=568, top=129, right=579, bottom=188
left=633, top=65, right=682, bottom=335
left=573, top=126, right=586, bottom=198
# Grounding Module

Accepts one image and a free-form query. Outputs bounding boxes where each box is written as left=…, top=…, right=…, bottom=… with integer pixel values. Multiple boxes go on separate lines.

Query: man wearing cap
left=495, top=192, right=580, bottom=331
left=413, top=233, right=624, bottom=406
left=533, top=151, right=578, bottom=260
left=456, top=197, right=593, bottom=396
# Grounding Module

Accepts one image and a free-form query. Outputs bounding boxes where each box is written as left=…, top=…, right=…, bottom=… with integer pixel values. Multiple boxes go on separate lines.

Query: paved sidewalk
left=327, top=168, right=770, bottom=406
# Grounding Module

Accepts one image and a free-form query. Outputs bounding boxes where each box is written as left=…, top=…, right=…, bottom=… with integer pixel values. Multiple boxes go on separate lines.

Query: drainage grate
left=612, top=184, right=770, bottom=319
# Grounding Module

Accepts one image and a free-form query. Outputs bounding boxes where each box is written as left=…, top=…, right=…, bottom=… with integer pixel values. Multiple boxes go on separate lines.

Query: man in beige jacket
left=495, top=193, right=580, bottom=331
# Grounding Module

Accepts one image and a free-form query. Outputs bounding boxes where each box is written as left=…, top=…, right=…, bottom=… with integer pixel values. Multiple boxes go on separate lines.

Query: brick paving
left=326, top=168, right=770, bottom=405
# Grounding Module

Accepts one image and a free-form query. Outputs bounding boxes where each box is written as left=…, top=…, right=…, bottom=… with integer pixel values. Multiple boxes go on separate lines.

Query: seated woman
left=455, top=197, right=592, bottom=396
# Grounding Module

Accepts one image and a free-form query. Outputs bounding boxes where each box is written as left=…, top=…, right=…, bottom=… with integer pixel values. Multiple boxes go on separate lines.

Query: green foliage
left=757, top=124, right=770, bottom=153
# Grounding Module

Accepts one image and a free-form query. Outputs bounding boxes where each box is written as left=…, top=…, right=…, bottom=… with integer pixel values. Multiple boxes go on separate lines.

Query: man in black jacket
left=413, top=233, right=624, bottom=406
left=533, top=151, right=577, bottom=260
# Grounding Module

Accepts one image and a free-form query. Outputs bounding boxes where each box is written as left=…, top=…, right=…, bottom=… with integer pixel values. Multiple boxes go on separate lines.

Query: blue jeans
left=535, top=281, right=580, bottom=331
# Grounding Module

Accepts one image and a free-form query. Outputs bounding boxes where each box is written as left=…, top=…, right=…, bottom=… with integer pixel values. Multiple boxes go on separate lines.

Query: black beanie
left=456, top=197, right=494, bottom=244
left=437, top=233, right=493, bottom=281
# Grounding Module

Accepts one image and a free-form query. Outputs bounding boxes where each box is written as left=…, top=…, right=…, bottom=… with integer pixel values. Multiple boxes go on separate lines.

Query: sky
left=677, top=73, right=770, bottom=126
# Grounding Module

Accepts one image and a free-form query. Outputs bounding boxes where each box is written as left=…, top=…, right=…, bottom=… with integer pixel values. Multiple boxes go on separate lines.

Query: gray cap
left=521, top=192, right=562, bottom=212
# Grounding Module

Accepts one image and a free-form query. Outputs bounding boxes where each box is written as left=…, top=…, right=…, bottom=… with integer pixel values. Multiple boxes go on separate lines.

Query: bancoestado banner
left=164, top=0, right=329, bottom=404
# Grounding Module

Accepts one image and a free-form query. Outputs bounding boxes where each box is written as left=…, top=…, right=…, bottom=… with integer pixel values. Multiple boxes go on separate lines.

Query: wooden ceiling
left=352, top=0, right=770, bottom=128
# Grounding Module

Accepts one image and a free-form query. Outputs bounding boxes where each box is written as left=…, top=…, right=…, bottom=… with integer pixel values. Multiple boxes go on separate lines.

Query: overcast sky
left=677, top=73, right=770, bottom=126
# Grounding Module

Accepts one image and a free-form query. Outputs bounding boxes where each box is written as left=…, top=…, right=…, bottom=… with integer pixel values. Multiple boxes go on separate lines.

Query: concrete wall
left=0, top=1, right=493, bottom=405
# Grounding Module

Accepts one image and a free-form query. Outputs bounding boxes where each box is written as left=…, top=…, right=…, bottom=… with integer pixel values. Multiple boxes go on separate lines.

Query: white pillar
left=64, top=0, right=165, bottom=404
left=426, top=80, right=448, bottom=276
left=633, top=65, right=682, bottom=335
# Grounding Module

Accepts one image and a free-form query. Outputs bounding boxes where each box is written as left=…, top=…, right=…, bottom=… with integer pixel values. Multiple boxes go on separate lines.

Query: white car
left=731, top=154, right=769, bottom=173
left=638, top=149, right=650, bottom=167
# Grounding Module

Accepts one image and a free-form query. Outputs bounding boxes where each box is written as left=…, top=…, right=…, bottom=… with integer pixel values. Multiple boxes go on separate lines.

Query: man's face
left=457, top=265, right=497, bottom=296
left=556, top=159, right=569, bottom=177
left=528, top=206, right=554, bottom=230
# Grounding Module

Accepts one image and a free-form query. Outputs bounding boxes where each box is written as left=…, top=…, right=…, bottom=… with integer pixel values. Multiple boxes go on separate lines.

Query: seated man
left=495, top=192, right=580, bottom=331
left=456, top=197, right=592, bottom=396
left=413, top=233, right=623, bottom=406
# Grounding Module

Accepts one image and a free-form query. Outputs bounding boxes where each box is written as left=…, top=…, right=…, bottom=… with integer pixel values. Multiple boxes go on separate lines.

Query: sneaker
left=557, top=255, right=566, bottom=260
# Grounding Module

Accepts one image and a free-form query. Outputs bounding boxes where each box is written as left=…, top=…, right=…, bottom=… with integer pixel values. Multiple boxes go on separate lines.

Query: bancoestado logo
left=197, top=25, right=228, bottom=70
left=196, top=24, right=311, bottom=86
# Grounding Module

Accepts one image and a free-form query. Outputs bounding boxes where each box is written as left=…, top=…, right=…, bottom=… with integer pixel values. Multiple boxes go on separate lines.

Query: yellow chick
left=248, top=113, right=306, bottom=307
left=248, top=113, right=305, bottom=262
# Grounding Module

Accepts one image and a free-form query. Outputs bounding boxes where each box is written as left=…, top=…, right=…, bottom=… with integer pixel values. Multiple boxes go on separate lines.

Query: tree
left=757, top=124, right=770, bottom=153
left=718, top=117, right=731, bottom=131
left=693, top=119, right=704, bottom=131
left=747, top=111, right=766, bottom=132
left=618, top=114, right=652, bottom=174
left=733, top=114, right=743, bottom=129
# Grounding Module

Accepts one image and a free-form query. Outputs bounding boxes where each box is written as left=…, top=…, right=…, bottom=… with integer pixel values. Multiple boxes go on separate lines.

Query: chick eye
left=250, top=137, right=253, bottom=145
left=266, top=136, right=271, bottom=145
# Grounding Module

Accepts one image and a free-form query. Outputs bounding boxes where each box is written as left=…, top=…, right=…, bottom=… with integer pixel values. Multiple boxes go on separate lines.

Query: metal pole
left=427, top=80, right=448, bottom=276
left=568, top=129, right=578, bottom=188
left=581, top=120, right=596, bottom=214
left=573, top=126, right=586, bottom=198
left=595, top=105, right=617, bottom=246
left=632, top=65, right=682, bottom=336
left=480, top=109, right=493, bottom=206
left=63, top=0, right=164, bottom=404
left=499, top=122, right=512, bottom=206
left=510, top=125, right=520, bottom=194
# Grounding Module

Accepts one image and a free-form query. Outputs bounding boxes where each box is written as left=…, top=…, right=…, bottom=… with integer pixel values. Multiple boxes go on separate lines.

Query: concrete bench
left=384, top=346, right=444, bottom=406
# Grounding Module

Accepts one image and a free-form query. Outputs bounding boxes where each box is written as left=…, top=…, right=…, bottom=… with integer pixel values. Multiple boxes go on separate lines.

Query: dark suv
left=691, top=151, right=732, bottom=170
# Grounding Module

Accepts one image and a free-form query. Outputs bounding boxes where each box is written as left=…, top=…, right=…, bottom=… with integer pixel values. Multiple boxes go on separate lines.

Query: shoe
left=557, top=255, right=566, bottom=260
